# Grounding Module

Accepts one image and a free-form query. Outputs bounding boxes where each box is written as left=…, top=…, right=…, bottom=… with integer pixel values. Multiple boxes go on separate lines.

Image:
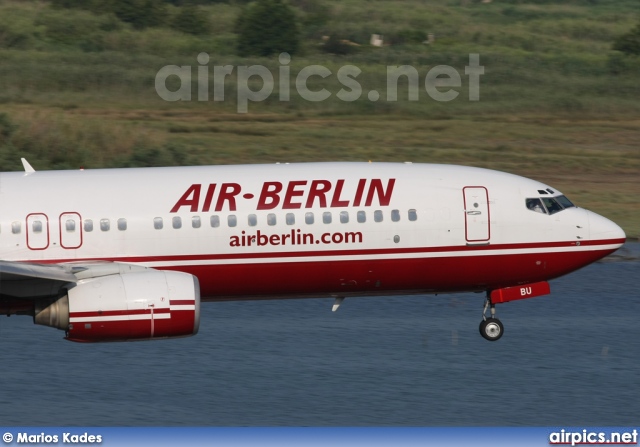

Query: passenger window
left=228, top=215, right=237, bottom=227
left=357, top=211, right=366, bottom=223
left=248, top=214, right=257, bottom=227
left=172, top=216, right=182, bottom=229
left=84, top=219, right=94, bottom=232
left=526, top=198, right=547, bottom=214
left=210, top=215, right=220, bottom=228
left=408, top=209, right=418, bottom=221
left=100, top=219, right=110, bottom=232
left=323, top=212, right=332, bottom=224
left=66, top=220, right=76, bottom=232
left=305, top=212, right=314, bottom=224
left=286, top=213, right=295, bottom=225
left=391, top=209, right=400, bottom=222
left=192, top=216, right=201, bottom=228
left=374, top=210, right=383, bottom=222
left=117, top=218, right=127, bottom=231
left=340, top=211, right=349, bottom=224
left=33, top=221, right=43, bottom=233
left=11, top=221, right=21, bottom=234
left=267, top=213, right=276, bottom=226
left=154, top=217, right=163, bottom=230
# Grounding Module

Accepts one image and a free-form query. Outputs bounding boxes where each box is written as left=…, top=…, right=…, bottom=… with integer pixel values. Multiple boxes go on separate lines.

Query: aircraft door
left=463, top=186, right=490, bottom=243
left=59, top=212, right=83, bottom=249
left=26, top=213, right=50, bottom=250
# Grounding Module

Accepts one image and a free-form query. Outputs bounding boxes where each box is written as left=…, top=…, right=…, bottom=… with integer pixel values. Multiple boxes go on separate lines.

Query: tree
left=612, top=22, right=640, bottom=56
left=51, top=0, right=169, bottom=29
left=235, top=0, right=299, bottom=57
left=110, top=0, right=168, bottom=29
left=172, top=5, right=211, bottom=35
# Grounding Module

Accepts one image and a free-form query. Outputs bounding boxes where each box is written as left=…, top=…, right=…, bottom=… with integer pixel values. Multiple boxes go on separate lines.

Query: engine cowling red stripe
left=70, top=308, right=171, bottom=318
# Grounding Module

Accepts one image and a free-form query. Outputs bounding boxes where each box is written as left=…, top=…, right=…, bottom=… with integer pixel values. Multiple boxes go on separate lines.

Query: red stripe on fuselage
left=24, top=238, right=625, bottom=264
left=23, top=238, right=624, bottom=301
left=164, top=244, right=619, bottom=300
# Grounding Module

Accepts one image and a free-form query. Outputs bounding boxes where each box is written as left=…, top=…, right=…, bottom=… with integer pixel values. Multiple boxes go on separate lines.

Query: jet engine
left=34, top=270, right=200, bottom=342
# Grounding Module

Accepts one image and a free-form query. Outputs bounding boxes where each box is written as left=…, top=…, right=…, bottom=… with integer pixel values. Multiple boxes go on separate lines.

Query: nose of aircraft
left=587, top=210, right=626, bottom=244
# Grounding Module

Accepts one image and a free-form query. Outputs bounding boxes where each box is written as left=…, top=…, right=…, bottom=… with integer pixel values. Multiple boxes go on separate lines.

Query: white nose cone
left=588, top=210, right=626, bottom=244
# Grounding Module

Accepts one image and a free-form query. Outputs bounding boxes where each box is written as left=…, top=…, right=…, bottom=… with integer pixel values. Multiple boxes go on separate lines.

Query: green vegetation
left=613, top=20, right=640, bottom=55
left=0, top=0, right=638, bottom=236
left=236, top=0, right=299, bottom=56
left=50, top=0, right=169, bottom=30
left=172, top=4, right=211, bottom=36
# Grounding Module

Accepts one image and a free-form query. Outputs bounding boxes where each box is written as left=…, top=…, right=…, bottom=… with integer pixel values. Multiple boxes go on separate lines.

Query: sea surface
left=1, top=244, right=639, bottom=426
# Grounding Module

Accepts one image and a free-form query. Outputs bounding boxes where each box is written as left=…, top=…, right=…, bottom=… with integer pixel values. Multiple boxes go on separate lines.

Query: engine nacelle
left=34, top=270, right=200, bottom=342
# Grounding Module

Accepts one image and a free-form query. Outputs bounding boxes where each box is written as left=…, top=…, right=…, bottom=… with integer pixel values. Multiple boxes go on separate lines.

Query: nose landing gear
left=479, top=297, right=504, bottom=341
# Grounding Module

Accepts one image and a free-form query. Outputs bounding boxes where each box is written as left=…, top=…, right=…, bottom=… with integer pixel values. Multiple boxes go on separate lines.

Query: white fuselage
left=0, top=162, right=625, bottom=300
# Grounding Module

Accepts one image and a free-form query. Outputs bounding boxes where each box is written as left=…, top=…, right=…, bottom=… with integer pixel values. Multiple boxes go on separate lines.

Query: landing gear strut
left=479, top=296, right=503, bottom=342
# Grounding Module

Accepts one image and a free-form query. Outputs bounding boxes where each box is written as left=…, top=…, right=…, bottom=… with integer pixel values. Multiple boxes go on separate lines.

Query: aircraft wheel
left=479, top=318, right=504, bottom=342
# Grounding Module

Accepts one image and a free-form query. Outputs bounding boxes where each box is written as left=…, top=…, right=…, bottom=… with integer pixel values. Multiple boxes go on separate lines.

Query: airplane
left=0, top=160, right=625, bottom=342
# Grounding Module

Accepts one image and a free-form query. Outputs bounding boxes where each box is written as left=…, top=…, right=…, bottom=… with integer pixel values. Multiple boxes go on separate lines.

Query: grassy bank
left=0, top=0, right=638, bottom=237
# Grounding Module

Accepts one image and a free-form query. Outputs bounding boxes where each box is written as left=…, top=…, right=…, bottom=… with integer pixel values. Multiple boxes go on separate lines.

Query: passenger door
left=463, top=186, right=490, bottom=243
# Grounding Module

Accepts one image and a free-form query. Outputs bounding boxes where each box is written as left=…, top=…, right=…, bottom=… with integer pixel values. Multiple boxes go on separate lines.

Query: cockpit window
left=555, top=195, right=575, bottom=209
left=526, top=198, right=547, bottom=214
left=542, top=198, right=563, bottom=215
left=527, top=195, right=576, bottom=215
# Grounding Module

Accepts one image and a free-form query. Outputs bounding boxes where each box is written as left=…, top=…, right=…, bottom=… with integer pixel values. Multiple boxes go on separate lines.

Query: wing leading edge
left=0, top=261, right=77, bottom=300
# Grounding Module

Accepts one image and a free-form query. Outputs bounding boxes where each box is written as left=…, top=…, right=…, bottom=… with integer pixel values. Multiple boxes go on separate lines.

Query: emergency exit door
left=26, top=213, right=50, bottom=250
left=59, top=212, right=83, bottom=249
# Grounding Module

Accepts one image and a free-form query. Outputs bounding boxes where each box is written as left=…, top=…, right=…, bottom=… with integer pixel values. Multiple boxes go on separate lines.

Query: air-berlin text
left=170, top=178, right=396, bottom=213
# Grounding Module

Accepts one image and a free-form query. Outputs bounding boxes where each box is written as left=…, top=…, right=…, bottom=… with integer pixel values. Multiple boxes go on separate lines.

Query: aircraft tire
left=479, top=318, right=504, bottom=341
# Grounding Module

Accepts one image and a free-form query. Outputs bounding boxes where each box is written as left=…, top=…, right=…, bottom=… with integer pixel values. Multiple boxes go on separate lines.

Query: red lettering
left=257, top=182, right=282, bottom=210
left=353, top=179, right=366, bottom=207
left=269, top=234, right=280, bottom=245
left=365, top=179, right=395, bottom=206
left=330, top=179, right=350, bottom=207
left=282, top=181, right=307, bottom=209
left=305, top=180, right=331, bottom=208
left=257, top=230, right=269, bottom=246
left=170, top=184, right=201, bottom=213
left=202, top=184, right=217, bottom=212
left=215, top=183, right=241, bottom=211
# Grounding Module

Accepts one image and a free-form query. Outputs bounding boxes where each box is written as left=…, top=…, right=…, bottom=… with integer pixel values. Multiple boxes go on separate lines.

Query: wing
left=0, top=260, right=78, bottom=300
left=0, top=260, right=153, bottom=300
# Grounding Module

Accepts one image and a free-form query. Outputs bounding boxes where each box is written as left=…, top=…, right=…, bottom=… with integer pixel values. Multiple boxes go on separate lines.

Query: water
left=1, top=244, right=639, bottom=426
